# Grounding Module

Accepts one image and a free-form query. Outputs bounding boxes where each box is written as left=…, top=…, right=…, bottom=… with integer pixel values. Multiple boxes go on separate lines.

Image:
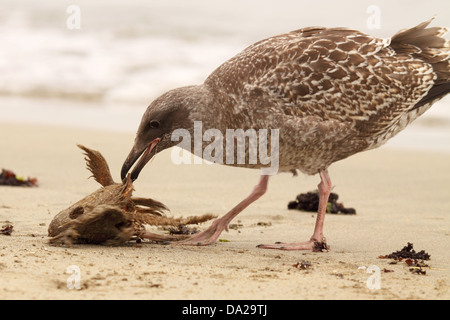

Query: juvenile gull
left=121, top=19, right=450, bottom=250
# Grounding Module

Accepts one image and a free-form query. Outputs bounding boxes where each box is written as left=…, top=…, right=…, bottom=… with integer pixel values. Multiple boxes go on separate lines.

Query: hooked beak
left=121, top=138, right=161, bottom=181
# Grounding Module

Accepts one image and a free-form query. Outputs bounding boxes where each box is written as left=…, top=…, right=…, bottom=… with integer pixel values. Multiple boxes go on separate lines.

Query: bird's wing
left=205, top=27, right=435, bottom=136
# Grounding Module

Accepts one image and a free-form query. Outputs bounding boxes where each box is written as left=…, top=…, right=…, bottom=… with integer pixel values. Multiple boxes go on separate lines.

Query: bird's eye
left=149, top=120, right=160, bottom=129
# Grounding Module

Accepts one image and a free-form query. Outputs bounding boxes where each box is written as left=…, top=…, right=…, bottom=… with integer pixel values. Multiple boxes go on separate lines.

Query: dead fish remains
left=48, top=145, right=215, bottom=246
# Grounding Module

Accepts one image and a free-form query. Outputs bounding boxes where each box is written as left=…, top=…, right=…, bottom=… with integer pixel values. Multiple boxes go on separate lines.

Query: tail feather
left=432, top=60, right=450, bottom=84
left=391, top=17, right=450, bottom=84
left=413, top=81, right=450, bottom=110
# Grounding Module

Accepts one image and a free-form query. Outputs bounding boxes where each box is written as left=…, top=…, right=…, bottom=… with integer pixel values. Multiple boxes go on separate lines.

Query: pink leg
left=176, top=175, right=270, bottom=246
left=257, top=169, right=331, bottom=251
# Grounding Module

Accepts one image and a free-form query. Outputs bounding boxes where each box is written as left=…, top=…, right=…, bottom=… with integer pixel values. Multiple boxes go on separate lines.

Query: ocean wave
left=0, top=24, right=241, bottom=104
left=1, top=0, right=449, bottom=154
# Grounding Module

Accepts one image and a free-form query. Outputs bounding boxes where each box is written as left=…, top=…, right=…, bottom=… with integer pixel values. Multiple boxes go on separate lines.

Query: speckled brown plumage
left=199, top=18, right=449, bottom=174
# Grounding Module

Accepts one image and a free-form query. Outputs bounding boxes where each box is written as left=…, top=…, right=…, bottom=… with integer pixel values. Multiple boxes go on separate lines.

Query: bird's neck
left=173, top=85, right=210, bottom=119
left=173, top=84, right=222, bottom=129
left=175, top=84, right=253, bottom=132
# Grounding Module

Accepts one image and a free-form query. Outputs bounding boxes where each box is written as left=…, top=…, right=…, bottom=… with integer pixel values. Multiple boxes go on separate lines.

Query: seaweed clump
left=1, top=223, right=13, bottom=236
left=288, top=191, right=356, bottom=214
left=0, top=169, right=38, bottom=187
left=378, top=242, right=430, bottom=275
left=378, top=242, right=430, bottom=261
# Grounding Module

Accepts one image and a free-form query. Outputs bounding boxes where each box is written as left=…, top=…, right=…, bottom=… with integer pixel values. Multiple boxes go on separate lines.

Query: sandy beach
left=0, top=121, right=449, bottom=300
left=1, top=0, right=450, bottom=303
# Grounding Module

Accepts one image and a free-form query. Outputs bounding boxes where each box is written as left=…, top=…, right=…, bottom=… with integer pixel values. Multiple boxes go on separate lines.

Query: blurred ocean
left=0, top=0, right=449, bottom=152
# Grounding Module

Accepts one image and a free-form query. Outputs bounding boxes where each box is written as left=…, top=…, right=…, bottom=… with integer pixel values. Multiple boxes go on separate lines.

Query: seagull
left=121, top=18, right=449, bottom=251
